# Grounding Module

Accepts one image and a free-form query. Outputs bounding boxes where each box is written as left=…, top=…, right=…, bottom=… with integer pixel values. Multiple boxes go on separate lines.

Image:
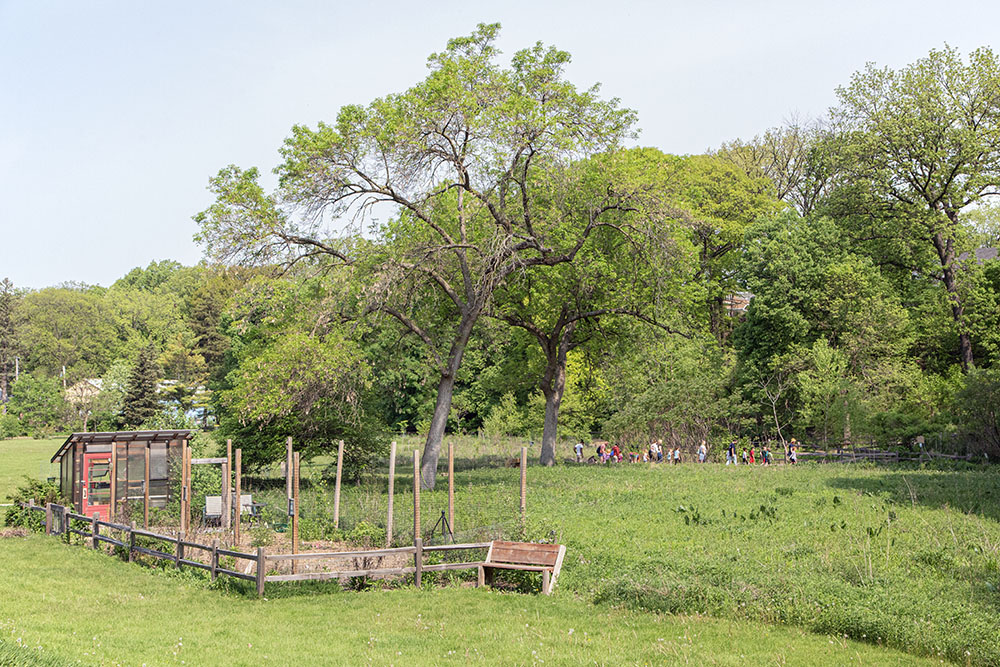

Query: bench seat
left=477, top=540, right=567, bottom=595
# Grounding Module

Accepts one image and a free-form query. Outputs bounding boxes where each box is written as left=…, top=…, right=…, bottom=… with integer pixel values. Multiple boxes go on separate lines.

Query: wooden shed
left=50, top=430, right=190, bottom=522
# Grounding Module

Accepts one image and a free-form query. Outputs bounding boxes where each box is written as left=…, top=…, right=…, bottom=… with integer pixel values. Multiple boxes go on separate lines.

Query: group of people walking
left=574, top=438, right=800, bottom=465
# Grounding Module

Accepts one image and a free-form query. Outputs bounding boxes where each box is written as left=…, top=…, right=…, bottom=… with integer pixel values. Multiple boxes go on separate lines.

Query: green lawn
left=0, top=536, right=933, bottom=666
left=0, top=437, right=62, bottom=500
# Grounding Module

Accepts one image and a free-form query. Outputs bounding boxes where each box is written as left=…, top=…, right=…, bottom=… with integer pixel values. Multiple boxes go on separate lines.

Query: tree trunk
left=419, top=310, right=479, bottom=490
left=539, top=323, right=574, bottom=466
left=933, top=228, right=974, bottom=370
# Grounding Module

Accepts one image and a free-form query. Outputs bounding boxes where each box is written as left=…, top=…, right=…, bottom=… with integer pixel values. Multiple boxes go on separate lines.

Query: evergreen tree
left=120, top=344, right=160, bottom=427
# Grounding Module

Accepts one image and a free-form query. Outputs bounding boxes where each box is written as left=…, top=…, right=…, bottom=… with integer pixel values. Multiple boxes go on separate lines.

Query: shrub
left=4, top=477, right=62, bottom=529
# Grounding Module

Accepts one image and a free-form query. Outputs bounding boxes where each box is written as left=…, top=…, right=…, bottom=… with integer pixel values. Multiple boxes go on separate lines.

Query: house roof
left=50, top=430, right=192, bottom=463
left=957, top=247, right=998, bottom=264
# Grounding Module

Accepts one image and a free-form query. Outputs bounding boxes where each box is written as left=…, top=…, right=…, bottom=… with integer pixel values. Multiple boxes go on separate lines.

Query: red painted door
left=82, top=453, right=112, bottom=521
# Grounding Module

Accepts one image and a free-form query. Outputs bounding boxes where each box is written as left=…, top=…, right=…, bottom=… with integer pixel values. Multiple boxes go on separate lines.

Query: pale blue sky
left=2, top=0, right=998, bottom=288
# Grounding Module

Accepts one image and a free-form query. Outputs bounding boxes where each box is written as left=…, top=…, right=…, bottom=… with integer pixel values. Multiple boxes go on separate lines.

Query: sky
left=2, top=0, right=999, bottom=289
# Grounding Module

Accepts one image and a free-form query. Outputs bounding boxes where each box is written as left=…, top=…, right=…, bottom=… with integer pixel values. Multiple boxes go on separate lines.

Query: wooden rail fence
left=23, top=502, right=490, bottom=597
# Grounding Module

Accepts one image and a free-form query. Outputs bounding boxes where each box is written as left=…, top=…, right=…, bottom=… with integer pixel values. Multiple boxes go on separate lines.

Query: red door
left=82, top=453, right=112, bottom=521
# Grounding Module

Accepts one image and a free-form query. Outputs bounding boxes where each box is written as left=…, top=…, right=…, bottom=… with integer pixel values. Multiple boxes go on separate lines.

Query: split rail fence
left=23, top=501, right=490, bottom=597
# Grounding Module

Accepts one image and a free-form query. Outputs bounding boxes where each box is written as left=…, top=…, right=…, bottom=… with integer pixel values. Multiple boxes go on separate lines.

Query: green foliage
left=8, top=374, right=70, bottom=435
left=3, top=477, right=61, bottom=529
left=120, top=344, right=160, bottom=428
left=954, top=367, right=1000, bottom=456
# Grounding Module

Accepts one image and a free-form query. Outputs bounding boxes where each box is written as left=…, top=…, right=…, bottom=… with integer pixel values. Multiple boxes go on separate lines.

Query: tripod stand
left=428, top=509, right=454, bottom=544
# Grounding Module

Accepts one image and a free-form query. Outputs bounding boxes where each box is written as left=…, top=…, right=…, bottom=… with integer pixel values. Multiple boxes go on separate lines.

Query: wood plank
left=178, top=558, right=212, bottom=571
left=422, top=542, right=491, bottom=552
left=266, top=566, right=417, bottom=582
left=490, top=547, right=559, bottom=566
left=215, top=568, right=256, bottom=582
left=191, top=457, right=227, bottom=464
left=480, top=562, right=552, bottom=572
left=132, top=545, right=174, bottom=560
left=265, top=545, right=418, bottom=562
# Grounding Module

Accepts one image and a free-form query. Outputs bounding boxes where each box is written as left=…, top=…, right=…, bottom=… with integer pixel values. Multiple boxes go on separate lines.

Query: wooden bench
left=477, top=540, right=566, bottom=595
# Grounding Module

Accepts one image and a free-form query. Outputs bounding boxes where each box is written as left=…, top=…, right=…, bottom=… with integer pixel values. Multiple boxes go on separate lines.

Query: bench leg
left=484, top=566, right=494, bottom=588
left=542, top=569, right=551, bottom=595
left=477, top=565, right=485, bottom=588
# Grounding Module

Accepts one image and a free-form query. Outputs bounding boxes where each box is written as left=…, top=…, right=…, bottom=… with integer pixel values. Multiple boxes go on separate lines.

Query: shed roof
left=50, top=430, right=192, bottom=463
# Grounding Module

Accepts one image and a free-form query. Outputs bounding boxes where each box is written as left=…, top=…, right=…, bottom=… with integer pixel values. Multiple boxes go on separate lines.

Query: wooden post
left=61, top=505, right=69, bottom=543
left=223, top=439, right=232, bottom=532
left=447, top=441, right=455, bottom=541
left=128, top=522, right=135, bottom=563
left=256, top=547, right=266, bottom=597
left=386, top=441, right=396, bottom=547
left=414, top=537, right=423, bottom=589
left=292, top=451, right=300, bottom=574
left=179, top=441, right=187, bottom=534
left=285, top=436, right=293, bottom=502
left=110, top=445, right=118, bottom=522
left=234, top=448, right=242, bottom=546
left=413, top=450, right=420, bottom=544
left=185, top=443, right=192, bottom=533
left=520, top=446, right=527, bottom=530
left=45, top=503, right=53, bottom=535
left=91, top=514, right=99, bottom=550
left=143, top=442, right=150, bottom=529
left=210, top=539, right=219, bottom=581
left=333, top=439, right=344, bottom=530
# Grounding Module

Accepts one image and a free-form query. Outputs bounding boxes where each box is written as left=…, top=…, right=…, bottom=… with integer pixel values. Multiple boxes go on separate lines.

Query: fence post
left=256, top=547, right=266, bottom=597
left=143, top=442, right=150, bottom=529
left=110, top=445, right=118, bottom=522
left=45, top=503, right=53, bottom=535
left=223, top=439, right=232, bottom=533
left=333, top=440, right=344, bottom=530
left=386, top=441, right=396, bottom=547
left=61, top=505, right=69, bottom=543
left=413, top=451, right=420, bottom=543
left=292, top=451, right=300, bottom=575
left=91, top=514, right=99, bottom=550
left=414, top=537, right=423, bottom=589
left=520, top=446, right=527, bottom=532
left=448, top=441, right=455, bottom=541
left=234, top=449, right=242, bottom=546
left=128, top=522, right=135, bottom=563
left=211, top=539, right=219, bottom=581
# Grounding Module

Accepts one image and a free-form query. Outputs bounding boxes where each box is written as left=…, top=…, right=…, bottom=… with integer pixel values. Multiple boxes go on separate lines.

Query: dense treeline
left=3, top=28, right=999, bottom=479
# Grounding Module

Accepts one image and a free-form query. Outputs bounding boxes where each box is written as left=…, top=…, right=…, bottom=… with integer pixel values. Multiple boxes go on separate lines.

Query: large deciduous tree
left=832, top=46, right=1000, bottom=370
left=196, top=24, right=638, bottom=488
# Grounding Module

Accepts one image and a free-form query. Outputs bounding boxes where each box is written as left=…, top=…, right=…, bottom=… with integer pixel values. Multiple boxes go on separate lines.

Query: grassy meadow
left=0, top=437, right=62, bottom=499
left=2, top=434, right=999, bottom=664
left=0, top=536, right=935, bottom=666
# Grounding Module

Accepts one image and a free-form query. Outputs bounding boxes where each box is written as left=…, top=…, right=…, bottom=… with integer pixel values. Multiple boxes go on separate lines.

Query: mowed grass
left=0, top=437, right=62, bottom=499
left=0, top=537, right=935, bottom=666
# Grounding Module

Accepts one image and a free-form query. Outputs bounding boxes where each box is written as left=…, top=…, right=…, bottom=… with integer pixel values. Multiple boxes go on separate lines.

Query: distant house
left=723, top=292, right=753, bottom=316
left=65, top=378, right=103, bottom=405
left=957, top=247, right=998, bottom=265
